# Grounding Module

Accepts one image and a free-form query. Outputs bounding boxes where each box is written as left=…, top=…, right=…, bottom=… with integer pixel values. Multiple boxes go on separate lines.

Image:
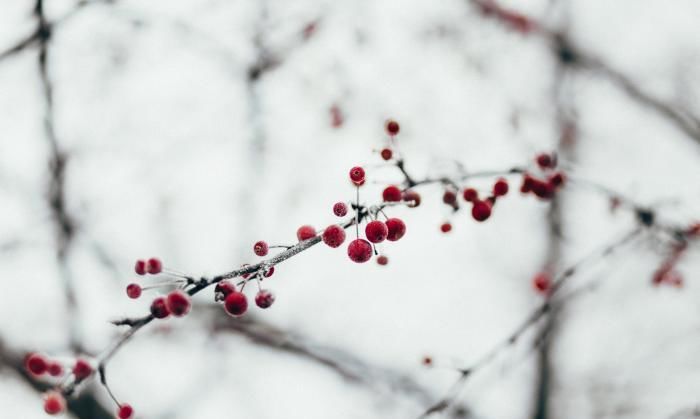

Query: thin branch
left=418, top=227, right=643, bottom=418
left=468, top=0, right=700, bottom=148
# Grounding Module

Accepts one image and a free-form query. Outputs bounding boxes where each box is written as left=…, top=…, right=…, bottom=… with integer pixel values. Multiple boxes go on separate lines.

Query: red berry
left=150, top=296, right=171, bottom=319
left=118, top=404, right=134, bottom=419
left=134, top=260, right=147, bottom=275
left=548, top=172, right=565, bottom=187
left=333, top=202, right=348, bottom=217
left=296, top=225, right=316, bottom=241
left=126, top=283, right=142, bottom=299
left=422, top=356, right=433, bottom=366
left=47, top=362, right=63, bottom=377
left=536, top=153, right=554, bottom=169
left=322, top=225, right=346, bottom=248
left=520, top=174, right=535, bottom=193
left=382, top=185, right=402, bottom=202
left=72, top=358, right=93, bottom=380
left=253, top=240, right=269, bottom=257
left=440, top=222, right=452, bottom=233
left=531, top=179, right=555, bottom=199
left=533, top=272, right=552, bottom=294
left=376, top=255, right=389, bottom=266
left=493, top=178, right=509, bottom=196
left=146, top=257, right=162, bottom=274
left=215, top=281, right=236, bottom=301
left=687, top=223, right=700, bottom=237
left=347, top=239, right=372, bottom=263
left=443, top=190, right=457, bottom=205
left=43, top=391, right=66, bottom=415
left=380, top=148, right=393, bottom=160
left=365, top=220, right=388, bottom=243
left=264, top=266, right=275, bottom=277
left=349, top=166, right=366, bottom=185
left=26, top=353, right=48, bottom=375
left=166, top=290, right=191, bottom=317
left=462, top=188, right=478, bottom=202
left=224, top=292, right=248, bottom=316
left=385, top=218, right=406, bottom=241
left=255, top=290, right=275, bottom=309
left=385, top=119, right=400, bottom=136
left=330, top=104, right=343, bottom=128
left=402, top=190, right=421, bottom=208
left=471, top=200, right=492, bottom=222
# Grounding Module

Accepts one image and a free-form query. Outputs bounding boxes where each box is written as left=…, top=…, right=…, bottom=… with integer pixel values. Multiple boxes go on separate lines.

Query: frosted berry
left=531, top=179, right=555, bottom=199
left=440, top=222, right=452, bottom=233
left=224, top=292, right=248, bottom=316
left=380, top=148, right=393, bottom=160
left=150, top=296, right=171, bottom=319
left=385, top=119, right=400, bottom=136
left=349, top=166, right=366, bottom=185
left=146, top=257, right=162, bottom=274
left=26, top=353, right=48, bottom=375
left=322, top=225, right=346, bottom=248
left=126, top=283, right=142, bottom=299
left=47, top=362, right=63, bottom=377
left=365, top=220, right=388, bottom=243
left=134, top=260, right=147, bottom=275
left=72, top=358, right=93, bottom=380
left=402, top=190, right=421, bottom=208
left=297, top=225, right=316, bottom=241
left=443, top=190, right=457, bottom=205
left=347, top=239, right=372, bottom=263
left=215, top=281, right=236, bottom=301
left=376, top=255, right=389, bottom=265
left=253, top=241, right=269, bottom=257
left=471, top=200, right=492, bottom=222
left=43, top=391, right=66, bottom=415
left=548, top=172, right=565, bottom=187
left=264, top=266, right=275, bottom=277
left=382, top=185, right=402, bottom=202
left=255, top=290, right=275, bottom=309
left=533, top=272, right=552, bottom=294
left=462, top=188, right=478, bottom=202
left=493, top=178, right=509, bottom=196
left=333, top=202, right=348, bottom=217
left=118, top=404, right=135, bottom=419
left=385, top=218, right=406, bottom=241
left=166, top=290, right=191, bottom=317
left=520, top=174, right=535, bottom=193
left=536, top=153, right=555, bottom=169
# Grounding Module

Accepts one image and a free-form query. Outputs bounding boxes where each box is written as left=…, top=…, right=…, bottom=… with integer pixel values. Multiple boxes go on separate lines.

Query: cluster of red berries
left=150, top=290, right=192, bottom=318
left=26, top=354, right=93, bottom=383
left=432, top=177, right=509, bottom=233
left=127, top=257, right=166, bottom=299
left=25, top=353, right=66, bottom=379
left=214, top=279, right=275, bottom=316
left=342, top=165, right=407, bottom=264
left=520, top=153, right=566, bottom=199
left=127, top=257, right=195, bottom=319
left=26, top=354, right=130, bottom=416
left=134, top=257, right=162, bottom=275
